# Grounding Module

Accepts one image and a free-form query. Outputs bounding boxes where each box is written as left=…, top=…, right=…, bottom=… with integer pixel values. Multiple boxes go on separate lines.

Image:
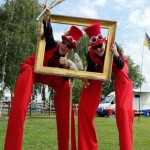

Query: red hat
left=84, top=23, right=106, bottom=47
left=62, top=26, right=83, bottom=49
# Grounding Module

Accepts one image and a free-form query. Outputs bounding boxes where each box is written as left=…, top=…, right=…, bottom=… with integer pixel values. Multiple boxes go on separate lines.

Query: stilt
left=68, top=81, right=72, bottom=150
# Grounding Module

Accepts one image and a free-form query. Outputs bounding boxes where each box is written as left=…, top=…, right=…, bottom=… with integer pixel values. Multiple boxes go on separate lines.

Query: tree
left=41, top=85, right=46, bottom=106
left=72, top=78, right=83, bottom=104
left=0, top=0, right=40, bottom=94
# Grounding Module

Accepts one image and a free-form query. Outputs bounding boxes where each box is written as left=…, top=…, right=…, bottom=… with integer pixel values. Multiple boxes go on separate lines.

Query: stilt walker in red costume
left=4, top=9, right=83, bottom=150
left=78, top=23, right=134, bottom=150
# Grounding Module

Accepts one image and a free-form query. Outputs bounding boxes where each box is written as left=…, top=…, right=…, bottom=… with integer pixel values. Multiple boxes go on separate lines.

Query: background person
left=78, top=23, right=134, bottom=150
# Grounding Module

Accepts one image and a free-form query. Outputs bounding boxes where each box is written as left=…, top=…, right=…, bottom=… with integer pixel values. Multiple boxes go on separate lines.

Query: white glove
left=67, top=59, right=78, bottom=70
left=74, top=53, right=83, bottom=71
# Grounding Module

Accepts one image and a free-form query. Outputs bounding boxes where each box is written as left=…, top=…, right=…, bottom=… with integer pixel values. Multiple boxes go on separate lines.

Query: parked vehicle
left=97, top=92, right=115, bottom=117
left=97, top=90, right=150, bottom=117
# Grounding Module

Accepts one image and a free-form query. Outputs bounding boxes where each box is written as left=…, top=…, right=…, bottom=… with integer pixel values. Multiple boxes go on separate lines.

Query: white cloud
left=61, top=0, right=107, bottom=18
left=127, top=9, right=142, bottom=28
left=115, top=0, right=127, bottom=5
left=113, top=0, right=148, bottom=17
left=92, top=0, right=107, bottom=6
left=113, top=0, right=128, bottom=9
left=114, top=0, right=127, bottom=2
left=130, top=0, right=146, bottom=7
left=83, top=0, right=107, bottom=6
left=77, top=5, right=99, bottom=18
left=126, top=7, right=150, bottom=30
left=140, top=7, right=150, bottom=30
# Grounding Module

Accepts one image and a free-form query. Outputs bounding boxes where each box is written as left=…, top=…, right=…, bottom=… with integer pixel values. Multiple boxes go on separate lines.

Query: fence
left=1, top=101, right=79, bottom=117
left=1, top=101, right=56, bottom=117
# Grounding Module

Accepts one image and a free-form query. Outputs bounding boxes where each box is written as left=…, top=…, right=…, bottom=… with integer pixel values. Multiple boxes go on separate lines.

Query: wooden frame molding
left=34, top=14, right=117, bottom=81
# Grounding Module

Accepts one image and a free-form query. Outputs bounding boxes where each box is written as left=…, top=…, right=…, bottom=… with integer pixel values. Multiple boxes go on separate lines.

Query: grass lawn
left=0, top=116, right=150, bottom=150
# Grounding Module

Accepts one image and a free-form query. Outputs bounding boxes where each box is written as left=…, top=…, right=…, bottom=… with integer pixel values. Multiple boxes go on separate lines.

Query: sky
left=1, top=0, right=150, bottom=91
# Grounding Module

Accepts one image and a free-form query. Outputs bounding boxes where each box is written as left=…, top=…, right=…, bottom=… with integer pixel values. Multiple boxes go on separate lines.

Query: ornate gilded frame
left=34, top=14, right=117, bottom=81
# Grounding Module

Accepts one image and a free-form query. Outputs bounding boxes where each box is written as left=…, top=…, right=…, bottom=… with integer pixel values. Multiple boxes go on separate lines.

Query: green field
left=0, top=116, right=150, bottom=150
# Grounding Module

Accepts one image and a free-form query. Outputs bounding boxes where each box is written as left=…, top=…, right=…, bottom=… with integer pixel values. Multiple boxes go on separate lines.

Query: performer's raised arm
left=42, top=8, right=57, bottom=51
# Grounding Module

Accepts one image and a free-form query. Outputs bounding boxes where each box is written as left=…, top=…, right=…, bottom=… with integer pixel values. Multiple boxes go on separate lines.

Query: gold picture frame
left=34, top=14, right=117, bottom=81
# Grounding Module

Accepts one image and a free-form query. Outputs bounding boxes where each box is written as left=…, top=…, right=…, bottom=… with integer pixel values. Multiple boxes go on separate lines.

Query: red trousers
left=4, top=63, right=76, bottom=150
left=78, top=80, right=102, bottom=150
left=78, top=62, right=134, bottom=150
